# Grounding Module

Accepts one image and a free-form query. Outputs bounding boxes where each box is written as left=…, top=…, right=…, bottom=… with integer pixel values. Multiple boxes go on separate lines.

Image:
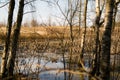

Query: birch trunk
left=78, top=0, right=82, bottom=35
left=100, top=0, right=114, bottom=79
left=79, top=0, right=88, bottom=68
left=91, top=0, right=102, bottom=76
left=1, top=0, right=15, bottom=78
left=6, top=0, right=24, bottom=78
left=112, top=0, right=120, bottom=30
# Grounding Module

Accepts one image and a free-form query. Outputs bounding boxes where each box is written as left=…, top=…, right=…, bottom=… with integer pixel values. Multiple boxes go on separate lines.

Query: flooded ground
left=0, top=52, right=91, bottom=80
left=0, top=45, right=119, bottom=80
left=15, top=53, right=85, bottom=80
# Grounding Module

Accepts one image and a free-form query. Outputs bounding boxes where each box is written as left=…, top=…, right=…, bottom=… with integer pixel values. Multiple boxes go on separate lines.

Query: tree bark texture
left=1, top=0, right=15, bottom=78
left=80, top=0, right=88, bottom=68
left=100, top=0, right=114, bottom=80
left=91, top=0, right=101, bottom=76
left=6, top=0, right=24, bottom=78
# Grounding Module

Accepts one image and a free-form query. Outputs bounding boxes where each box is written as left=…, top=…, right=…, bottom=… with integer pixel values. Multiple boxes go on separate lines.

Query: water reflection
left=16, top=56, right=83, bottom=80
left=1, top=53, right=118, bottom=80
left=14, top=53, right=91, bottom=80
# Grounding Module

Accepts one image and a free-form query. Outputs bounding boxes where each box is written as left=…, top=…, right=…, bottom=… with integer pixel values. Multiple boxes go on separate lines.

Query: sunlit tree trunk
left=100, top=0, right=114, bottom=79
left=1, top=0, right=15, bottom=78
left=6, top=0, right=24, bottom=78
left=112, top=0, right=120, bottom=30
left=78, top=0, right=82, bottom=35
left=79, top=0, right=88, bottom=68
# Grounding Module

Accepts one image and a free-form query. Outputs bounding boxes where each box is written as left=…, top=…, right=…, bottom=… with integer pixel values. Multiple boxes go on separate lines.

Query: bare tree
left=78, top=0, right=82, bottom=35
left=1, top=0, right=15, bottom=78
left=0, top=2, right=9, bottom=8
left=100, top=0, right=115, bottom=79
left=112, top=0, right=120, bottom=30
left=6, top=0, right=25, bottom=78
left=91, top=0, right=105, bottom=76
left=1, top=0, right=36, bottom=79
left=79, top=0, right=88, bottom=68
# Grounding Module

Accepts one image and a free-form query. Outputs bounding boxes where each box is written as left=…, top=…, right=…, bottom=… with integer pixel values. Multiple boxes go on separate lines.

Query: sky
left=0, top=0, right=96, bottom=26
left=0, top=0, right=67, bottom=25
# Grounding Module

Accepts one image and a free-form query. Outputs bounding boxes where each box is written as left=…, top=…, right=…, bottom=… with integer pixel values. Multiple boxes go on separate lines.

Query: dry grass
left=0, top=26, right=120, bottom=54
left=0, top=26, right=119, bottom=80
left=0, top=26, right=70, bottom=40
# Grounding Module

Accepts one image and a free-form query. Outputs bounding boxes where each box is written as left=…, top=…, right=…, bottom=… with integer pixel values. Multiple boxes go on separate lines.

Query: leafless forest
left=0, top=0, right=120, bottom=80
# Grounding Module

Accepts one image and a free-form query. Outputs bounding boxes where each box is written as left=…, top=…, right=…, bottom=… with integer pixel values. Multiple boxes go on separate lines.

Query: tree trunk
left=112, top=0, right=120, bottom=30
left=6, top=0, right=24, bottom=78
left=79, top=0, right=88, bottom=68
left=100, top=0, right=114, bottom=80
left=91, top=0, right=102, bottom=76
left=78, top=0, right=82, bottom=35
left=1, top=0, right=15, bottom=78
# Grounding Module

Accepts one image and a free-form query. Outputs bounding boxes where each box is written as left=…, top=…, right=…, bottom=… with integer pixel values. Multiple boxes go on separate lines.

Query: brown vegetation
left=0, top=26, right=120, bottom=79
left=0, top=26, right=120, bottom=54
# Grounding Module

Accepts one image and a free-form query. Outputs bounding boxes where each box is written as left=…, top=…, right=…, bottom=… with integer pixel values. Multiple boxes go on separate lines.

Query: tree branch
left=0, top=2, right=9, bottom=8
left=23, top=11, right=36, bottom=15
left=24, top=0, right=37, bottom=5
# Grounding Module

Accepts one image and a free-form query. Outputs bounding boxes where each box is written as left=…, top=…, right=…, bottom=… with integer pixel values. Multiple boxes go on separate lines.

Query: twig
left=23, top=11, right=36, bottom=15
left=0, top=2, right=9, bottom=8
